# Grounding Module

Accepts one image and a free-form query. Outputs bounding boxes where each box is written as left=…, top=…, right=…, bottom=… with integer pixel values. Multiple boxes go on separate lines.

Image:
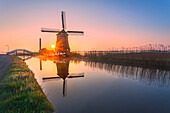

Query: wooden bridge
left=7, top=49, right=33, bottom=55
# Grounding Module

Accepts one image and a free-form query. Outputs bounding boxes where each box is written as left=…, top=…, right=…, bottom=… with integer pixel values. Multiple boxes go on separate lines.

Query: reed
left=83, top=51, right=170, bottom=70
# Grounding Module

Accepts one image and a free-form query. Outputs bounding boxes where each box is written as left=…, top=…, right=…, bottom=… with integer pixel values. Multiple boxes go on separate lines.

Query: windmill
left=41, top=11, right=84, bottom=54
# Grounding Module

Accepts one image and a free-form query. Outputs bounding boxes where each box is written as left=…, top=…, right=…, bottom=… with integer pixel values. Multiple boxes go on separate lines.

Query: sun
left=51, top=44, right=55, bottom=49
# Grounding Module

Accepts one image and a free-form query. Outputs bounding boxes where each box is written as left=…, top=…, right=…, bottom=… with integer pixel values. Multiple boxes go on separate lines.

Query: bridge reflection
left=18, top=55, right=33, bottom=61
left=40, top=57, right=84, bottom=97
left=85, top=61, right=170, bottom=87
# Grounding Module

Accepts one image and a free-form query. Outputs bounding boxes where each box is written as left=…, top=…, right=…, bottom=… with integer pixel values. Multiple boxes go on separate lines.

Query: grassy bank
left=0, top=56, right=54, bottom=113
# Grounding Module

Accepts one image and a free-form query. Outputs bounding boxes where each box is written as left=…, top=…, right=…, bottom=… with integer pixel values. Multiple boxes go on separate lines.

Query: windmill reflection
left=85, top=61, right=170, bottom=87
left=41, top=57, right=84, bottom=97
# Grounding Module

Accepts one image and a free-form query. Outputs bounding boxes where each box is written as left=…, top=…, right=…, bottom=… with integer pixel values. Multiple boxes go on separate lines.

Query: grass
left=0, top=56, right=54, bottom=113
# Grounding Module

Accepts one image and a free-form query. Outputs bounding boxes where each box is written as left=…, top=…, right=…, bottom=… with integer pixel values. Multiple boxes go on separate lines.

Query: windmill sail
left=61, top=11, right=66, bottom=29
left=41, top=28, right=60, bottom=33
left=67, top=31, right=84, bottom=34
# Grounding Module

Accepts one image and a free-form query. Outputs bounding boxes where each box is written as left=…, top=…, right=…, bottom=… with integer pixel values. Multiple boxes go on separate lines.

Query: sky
left=0, top=0, right=170, bottom=52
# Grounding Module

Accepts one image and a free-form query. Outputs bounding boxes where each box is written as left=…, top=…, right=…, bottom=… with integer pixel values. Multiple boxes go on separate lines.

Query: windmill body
left=41, top=11, right=83, bottom=54
left=56, top=30, right=70, bottom=53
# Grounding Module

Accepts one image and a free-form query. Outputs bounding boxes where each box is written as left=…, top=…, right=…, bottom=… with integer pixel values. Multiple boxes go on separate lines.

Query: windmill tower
left=41, top=11, right=84, bottom=54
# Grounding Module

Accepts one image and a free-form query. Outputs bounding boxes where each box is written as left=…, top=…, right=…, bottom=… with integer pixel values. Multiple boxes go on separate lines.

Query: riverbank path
left=0, top=54, right=11, bottom=78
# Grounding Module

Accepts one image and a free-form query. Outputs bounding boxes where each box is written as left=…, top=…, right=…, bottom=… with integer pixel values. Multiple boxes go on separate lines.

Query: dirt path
left=0, top=54, right=11, bottom=78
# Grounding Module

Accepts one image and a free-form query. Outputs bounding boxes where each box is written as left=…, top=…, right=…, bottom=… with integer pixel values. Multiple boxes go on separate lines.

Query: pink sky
left=0, top=0, right=169, bottom=52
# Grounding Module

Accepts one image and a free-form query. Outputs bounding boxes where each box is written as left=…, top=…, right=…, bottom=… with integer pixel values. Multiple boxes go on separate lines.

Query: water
left=25, top=57, right=170, bottom=113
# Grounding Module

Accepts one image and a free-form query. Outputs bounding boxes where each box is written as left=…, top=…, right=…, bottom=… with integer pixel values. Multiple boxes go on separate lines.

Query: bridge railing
left=7, top=49, right=33, bottom=55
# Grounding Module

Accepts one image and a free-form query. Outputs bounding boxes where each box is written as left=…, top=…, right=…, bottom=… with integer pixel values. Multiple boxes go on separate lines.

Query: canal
left=25, top=57, right=170, bottom=113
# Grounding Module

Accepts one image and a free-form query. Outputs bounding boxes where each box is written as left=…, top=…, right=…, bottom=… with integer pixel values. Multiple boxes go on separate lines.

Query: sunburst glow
left=51, top=44, right=55, bottom=49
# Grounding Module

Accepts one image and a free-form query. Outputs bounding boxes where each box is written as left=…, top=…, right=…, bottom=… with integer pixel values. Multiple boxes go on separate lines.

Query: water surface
left=25, top=57, right=170, bottom=113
